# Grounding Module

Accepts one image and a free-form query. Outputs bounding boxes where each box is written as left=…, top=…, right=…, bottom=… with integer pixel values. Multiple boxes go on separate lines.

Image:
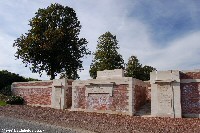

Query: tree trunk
left=50, top=70, right=55, bottom=80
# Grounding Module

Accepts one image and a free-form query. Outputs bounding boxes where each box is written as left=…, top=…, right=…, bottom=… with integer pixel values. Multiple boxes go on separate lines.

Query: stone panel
left=96, top=69, right=124, bottom=79
left=86, top=94, right=111, bottom=110
left=157, top=83, right=173, bottom=116
left=85, top=84, right=113, bottom=96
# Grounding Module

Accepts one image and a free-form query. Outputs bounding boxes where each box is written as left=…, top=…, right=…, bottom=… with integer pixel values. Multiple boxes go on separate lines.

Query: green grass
left=0, top=100, right=7, bottom=106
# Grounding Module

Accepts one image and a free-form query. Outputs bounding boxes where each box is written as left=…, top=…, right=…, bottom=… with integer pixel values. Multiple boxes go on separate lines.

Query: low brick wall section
left=134, top=85, right=147, bottom=111
left=180, top=72, right=200, bottom=79
left=180, top=72, right=200, bottom=115
left=73, top=85, right=129, bottom=111
left=12, top=81, right=53, bottom=107
left=181, top=83, right=200, bottom=114
left=72, top=77, right=148, bottom=116
left=144, top=81, right=151, bottom=102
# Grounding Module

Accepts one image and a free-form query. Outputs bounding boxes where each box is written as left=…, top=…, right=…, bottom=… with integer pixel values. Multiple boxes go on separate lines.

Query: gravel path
left=0, top=105, right=200, bottom=133
left=0, top=116, right=93, bottom=133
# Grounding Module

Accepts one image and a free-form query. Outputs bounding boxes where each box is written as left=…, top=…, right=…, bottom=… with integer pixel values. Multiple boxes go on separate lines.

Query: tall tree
left=141, top=65, right=156, bottom=81
left=89, top=32, right=124, bottom=78
left=125, top=55, right=156, bottom=81
left=125, top=56, right=142, bottom=79
left=13, top=3, right=90, bottom=80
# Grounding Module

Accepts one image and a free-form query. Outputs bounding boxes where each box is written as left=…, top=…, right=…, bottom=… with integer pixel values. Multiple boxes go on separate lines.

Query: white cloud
left=148, top=31, right=200, bottom=70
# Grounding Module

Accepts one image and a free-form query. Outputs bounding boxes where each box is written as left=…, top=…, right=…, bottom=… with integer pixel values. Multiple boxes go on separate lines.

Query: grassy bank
left=0, top=94, right=8, bottom=106
left=0, top=100, right=6, bottom=106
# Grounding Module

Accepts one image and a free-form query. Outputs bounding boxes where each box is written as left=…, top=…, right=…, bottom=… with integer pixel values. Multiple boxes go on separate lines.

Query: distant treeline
left=0, top=70, right=39, bottom=94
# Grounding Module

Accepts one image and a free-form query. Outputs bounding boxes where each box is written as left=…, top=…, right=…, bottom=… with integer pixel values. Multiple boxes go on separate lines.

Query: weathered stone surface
left=151, top=70, right=200, bottom=118
left=150, top=70, right=182, bottom=118
left=96, top=69, right=124, bottom=79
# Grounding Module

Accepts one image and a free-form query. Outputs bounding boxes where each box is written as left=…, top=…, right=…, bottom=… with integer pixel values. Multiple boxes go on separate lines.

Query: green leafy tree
left=125, top=55, right=156, bottom=81
left=13, top=3, right=90, bottom=80
left=89, top=32, right=124, bottom=78
left=125, top=56, right=142, bottom=79
left=141, top=65, right=156, bottom=81
left=0, top=70, right=39, bottom=95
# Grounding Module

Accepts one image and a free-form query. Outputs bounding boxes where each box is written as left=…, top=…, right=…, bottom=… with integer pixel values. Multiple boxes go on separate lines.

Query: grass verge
left=0, top=100, right=7, bottom=106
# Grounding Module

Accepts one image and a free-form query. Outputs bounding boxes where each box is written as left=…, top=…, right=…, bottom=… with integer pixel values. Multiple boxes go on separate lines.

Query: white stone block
left=96, top=69, right=124, bottom=79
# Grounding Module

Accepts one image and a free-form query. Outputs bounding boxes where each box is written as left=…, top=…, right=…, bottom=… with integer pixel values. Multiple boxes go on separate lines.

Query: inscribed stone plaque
left=97, top=69, right=124, bottom=79
left=85, top=84, right=113, bottom=96
left=55, top=88, right=61, bottom=107
left=158, top=83, right=173, bottom=115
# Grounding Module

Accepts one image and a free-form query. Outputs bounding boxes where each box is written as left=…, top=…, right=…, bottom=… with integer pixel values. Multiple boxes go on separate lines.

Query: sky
left=0, top=0, right=200, bottom=80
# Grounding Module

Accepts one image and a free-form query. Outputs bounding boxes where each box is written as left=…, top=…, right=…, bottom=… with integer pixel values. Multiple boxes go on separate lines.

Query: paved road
left=0, top=116, right=94, bottom=133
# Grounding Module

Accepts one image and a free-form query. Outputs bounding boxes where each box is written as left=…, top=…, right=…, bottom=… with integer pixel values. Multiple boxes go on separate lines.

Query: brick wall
left=180, top=72, right=200, bottom=115
left=12, top=81, right=53, bottom=106
left=66, top=80, right=73, bottom=108
left=180, top=72, right=200, bottom=79
left=144, top=81, right=151, bottom=102
left=134, top=85, right=147, bottom=111
left=73, top=84, right=129, bottom=112
left=181, top=83, right=200, bottom=114
left=73, top=86, right=86, bottom=109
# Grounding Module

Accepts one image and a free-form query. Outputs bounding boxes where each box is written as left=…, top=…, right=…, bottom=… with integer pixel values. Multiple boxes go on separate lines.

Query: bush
left=0, top=100, right=7, bottom=106
left=6, top=96, right=24, bottom=105
left=0, top=85, right=12, bottom=96
left=0, top=94, right=9, bottom=101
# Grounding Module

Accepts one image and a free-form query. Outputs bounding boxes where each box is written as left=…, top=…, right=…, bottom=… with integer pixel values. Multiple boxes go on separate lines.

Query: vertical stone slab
left=150, top=70, right=182, bottom=118
left=157, top=83, right=174, bottom=117
left=172, top=82, right=182, bottom=118
left=51, top=79, right=67, bottom=109
left=151, top=84, right=158, bottom=116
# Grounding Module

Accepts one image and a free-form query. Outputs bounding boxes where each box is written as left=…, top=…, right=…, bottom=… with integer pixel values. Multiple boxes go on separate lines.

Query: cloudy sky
left=0, top=0, right=200, bottom=80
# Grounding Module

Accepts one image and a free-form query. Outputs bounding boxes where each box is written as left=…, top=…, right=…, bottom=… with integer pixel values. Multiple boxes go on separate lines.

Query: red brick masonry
left=180, top=72, right=200, bottom=115
left=73, top=85, right=129, bottom=112
left=181, top=83, right=200, bottom=114
left=12, top=81, right=53, bottom=106
left=134, top=85, right=147, bottom=111
left=180, top=72, right=200, bottom=79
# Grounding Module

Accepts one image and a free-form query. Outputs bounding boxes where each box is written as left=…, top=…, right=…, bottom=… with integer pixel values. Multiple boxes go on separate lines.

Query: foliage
left=0, top=70, right=38, bottom=91
left=0, top=70, right=27, bottom=90
left=6, top=96, right=24, bottom=105
left=125, top=55, right=156, bottom=81
left=0, top=94, right=9, bottom=102
left=0, top=101, right=6, bottom=106
left=89, top=32, right=124, bottom=78
left=13, top=3, right=90, bottom=80
left=142, top=65, right=156, bottom=81
left=0, top=85, right=12, bottom=96
left=0, top=70, right=39, bottom=95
